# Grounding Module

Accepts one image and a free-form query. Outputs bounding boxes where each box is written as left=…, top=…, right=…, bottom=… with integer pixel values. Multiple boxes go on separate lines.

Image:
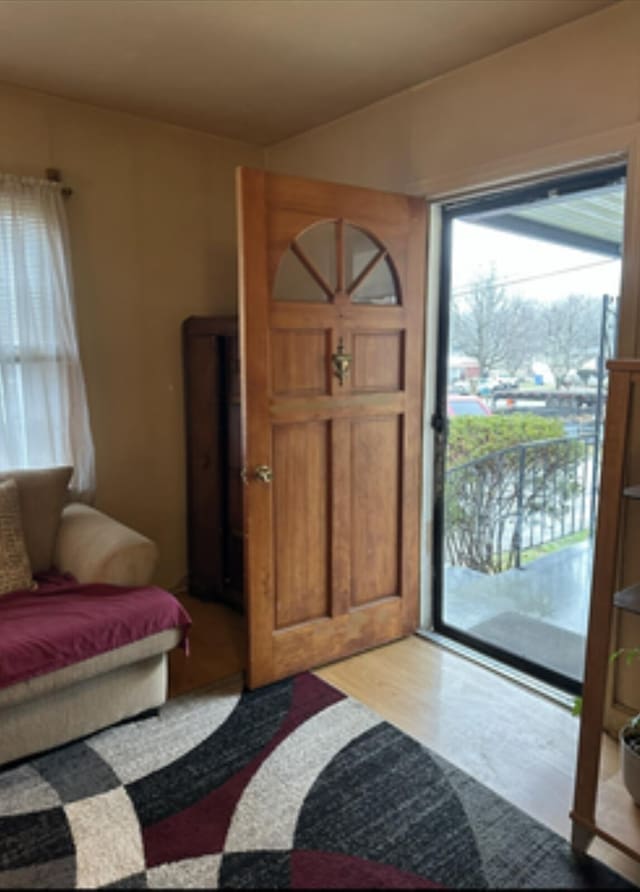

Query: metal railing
left=444, top=434, right=597, bottom=574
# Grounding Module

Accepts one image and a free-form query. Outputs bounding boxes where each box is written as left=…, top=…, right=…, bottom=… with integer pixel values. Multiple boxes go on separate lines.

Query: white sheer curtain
left=0, top=174, right=95, bottom=498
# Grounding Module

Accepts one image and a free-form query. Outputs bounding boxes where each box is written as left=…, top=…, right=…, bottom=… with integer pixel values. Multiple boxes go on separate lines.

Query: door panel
left=273, top=421, right=330, bottom=628
left=271, top=329, right=330, bottom=396
left=331, top=417, right=351, bottom=617
left=351, top=416, right=401, bottom=605
left=238, top=167, right=427, bottom=688
left=352, top=331, right=404, bottom=393
left=271, top=599, right=405, bottom=681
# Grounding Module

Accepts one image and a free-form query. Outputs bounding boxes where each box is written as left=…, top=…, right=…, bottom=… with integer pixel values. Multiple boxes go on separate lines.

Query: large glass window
left=0, top=175, right=94, bottom=496
left=431, top=165, right=626, bottom=694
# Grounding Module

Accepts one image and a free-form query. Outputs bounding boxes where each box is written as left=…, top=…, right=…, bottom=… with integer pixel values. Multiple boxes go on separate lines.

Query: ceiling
left=0, top=0, right=615, bottom=146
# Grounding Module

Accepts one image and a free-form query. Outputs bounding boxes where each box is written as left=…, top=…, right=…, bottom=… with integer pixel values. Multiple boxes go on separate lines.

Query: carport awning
left=465, top=180, right=625, bottom=258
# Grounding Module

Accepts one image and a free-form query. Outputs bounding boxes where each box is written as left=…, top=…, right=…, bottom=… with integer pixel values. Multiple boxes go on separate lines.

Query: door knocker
left=331, top=337, right=352, bottom=387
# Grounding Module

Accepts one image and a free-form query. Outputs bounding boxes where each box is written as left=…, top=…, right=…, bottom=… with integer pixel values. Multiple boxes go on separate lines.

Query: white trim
left=419, top=203, right=442, bottom=630
left=404, top=124, right=636, bottom=200
left=616, top=131, right=640, bottom=358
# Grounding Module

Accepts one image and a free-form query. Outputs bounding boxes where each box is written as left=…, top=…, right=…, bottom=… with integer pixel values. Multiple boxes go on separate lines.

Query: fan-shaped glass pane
left=345, top=225, right=397, bottom=305
left=273, top=222, right=336, bottom=302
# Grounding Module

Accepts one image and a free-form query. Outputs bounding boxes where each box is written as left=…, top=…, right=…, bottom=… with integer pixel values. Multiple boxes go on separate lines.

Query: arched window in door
left=273, top=220, right=399, bottom=305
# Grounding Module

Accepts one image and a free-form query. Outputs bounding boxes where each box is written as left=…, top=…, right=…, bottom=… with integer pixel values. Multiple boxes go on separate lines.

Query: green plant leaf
left=445, top=413, right=586, bottom=574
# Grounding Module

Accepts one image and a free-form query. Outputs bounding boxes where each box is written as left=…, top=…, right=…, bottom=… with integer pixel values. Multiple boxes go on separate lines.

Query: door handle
left=242, top=465, right=273, bottom=484
left=241, top=465, right=273, bottom=484
left=255, top=465, right=273, bottom=483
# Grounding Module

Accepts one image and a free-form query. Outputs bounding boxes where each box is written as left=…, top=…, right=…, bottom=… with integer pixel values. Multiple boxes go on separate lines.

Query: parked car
left=450, top=379, right=471, bottom=395
left=447, top=395, right=492, bottom=417
left=477, top=376, right=518, bottom=396
left=476, top=378, right=498, bottom=396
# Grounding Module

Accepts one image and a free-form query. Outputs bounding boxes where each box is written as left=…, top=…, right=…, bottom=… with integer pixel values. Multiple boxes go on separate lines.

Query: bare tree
left=450, top=268, right=533, bottom=377
left=540, top=295, right=601, bottom=387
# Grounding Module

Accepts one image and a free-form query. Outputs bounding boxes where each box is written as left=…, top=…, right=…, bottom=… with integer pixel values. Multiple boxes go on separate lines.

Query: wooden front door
left=237, top=168, right=427, bottom=688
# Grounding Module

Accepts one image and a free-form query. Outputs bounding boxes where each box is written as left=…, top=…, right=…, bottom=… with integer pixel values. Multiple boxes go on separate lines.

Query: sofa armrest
left=53, top=503, right=158, bottom=586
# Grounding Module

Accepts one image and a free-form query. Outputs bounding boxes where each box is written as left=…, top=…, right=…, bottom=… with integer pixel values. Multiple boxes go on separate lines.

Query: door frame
left=429, top=162, right=627, bottom=696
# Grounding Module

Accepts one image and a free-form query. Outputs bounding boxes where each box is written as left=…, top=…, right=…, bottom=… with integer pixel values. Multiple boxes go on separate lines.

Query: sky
left=450, top=219, right=622, bottom=305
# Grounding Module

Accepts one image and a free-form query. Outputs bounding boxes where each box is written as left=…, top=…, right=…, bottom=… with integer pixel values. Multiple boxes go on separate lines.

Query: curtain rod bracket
left=45, top=167, right=73, bottom=198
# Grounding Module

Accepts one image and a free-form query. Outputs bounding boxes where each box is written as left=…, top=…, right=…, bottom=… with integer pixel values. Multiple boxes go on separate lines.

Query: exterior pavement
left=442, top=540, right=593, bottom=681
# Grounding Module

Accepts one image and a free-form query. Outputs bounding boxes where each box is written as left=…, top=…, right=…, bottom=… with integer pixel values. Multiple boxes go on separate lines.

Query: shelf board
left=614, top=584, right=640, bottom=614
left=623, top=485, right=640, bottom=500
left=594, top=765, right=640, bottom=863
left=572, top=735, right=640, bottom=878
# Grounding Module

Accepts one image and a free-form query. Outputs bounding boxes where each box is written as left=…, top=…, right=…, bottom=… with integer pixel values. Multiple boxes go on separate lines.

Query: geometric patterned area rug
left=0, top=673, right=632, bottom=889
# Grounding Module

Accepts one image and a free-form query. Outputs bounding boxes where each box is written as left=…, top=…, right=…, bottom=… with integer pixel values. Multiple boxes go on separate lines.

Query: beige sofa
left=0, top=502, right=182, bottom=767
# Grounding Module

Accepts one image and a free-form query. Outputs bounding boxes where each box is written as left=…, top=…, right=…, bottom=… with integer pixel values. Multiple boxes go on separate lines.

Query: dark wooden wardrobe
left=182, top=316, right=243, bottom=611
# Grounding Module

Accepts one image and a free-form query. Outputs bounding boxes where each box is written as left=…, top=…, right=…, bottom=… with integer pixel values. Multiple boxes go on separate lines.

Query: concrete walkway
left=443, top=540, right=593, bottom=680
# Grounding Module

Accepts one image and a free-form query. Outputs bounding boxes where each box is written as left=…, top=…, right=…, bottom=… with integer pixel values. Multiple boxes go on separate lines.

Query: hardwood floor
left=168, top=594, right=245, bottom=699
left=317, top=637, right=640, bottom=885
left=168, top=598, right=640, bottom=885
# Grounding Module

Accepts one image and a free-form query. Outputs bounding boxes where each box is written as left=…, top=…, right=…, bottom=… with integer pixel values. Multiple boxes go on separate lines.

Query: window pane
left=437, top=168, right=626, bottom=693
left=345, top=225, right=397, bottom=305
left=273, top=222, right=335, bottom=302
left=0, top=177, right=95, bottom=494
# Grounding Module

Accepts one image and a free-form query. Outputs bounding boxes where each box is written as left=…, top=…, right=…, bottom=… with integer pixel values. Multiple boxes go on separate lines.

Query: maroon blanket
left=0, top=574, right=191, bottom=691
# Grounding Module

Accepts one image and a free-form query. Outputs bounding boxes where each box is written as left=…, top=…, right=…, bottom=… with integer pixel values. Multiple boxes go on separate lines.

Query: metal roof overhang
left=464, top=181, right=625, bottom=259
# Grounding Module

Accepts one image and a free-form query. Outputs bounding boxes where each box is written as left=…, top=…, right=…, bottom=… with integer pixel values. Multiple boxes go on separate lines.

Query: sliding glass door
left=432, top=165, right=626, bottom=694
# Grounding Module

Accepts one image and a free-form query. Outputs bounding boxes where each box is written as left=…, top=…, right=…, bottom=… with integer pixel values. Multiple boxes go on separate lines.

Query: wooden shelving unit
left=571, top=359, right=640, bottom=862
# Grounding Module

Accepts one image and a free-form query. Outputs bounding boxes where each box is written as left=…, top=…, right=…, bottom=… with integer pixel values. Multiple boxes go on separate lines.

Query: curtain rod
left=45, top=168, right=73, bottom=198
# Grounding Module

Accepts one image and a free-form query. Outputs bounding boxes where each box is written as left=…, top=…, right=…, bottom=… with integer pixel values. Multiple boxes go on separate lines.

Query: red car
left=447, top=395, right=492, bottom=417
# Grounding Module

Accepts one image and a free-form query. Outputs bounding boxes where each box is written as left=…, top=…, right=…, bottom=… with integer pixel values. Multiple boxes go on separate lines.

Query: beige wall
left=267, top=0, right=640, bottom=718
left=267, top=1, right=640, bottom=193
left=0, top=80, right=262, bottom=589
left=4, top=0, right=640, bottom=710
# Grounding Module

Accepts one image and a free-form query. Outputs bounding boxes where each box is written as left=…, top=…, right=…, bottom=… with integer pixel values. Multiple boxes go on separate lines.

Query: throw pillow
left=0, top=467, right=73, bottom=573
left=0, top=479, right=34, bottom=596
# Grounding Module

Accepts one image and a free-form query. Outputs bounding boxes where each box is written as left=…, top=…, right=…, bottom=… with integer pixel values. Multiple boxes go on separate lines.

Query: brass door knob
left=254, top=465, right=273, bottom=483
